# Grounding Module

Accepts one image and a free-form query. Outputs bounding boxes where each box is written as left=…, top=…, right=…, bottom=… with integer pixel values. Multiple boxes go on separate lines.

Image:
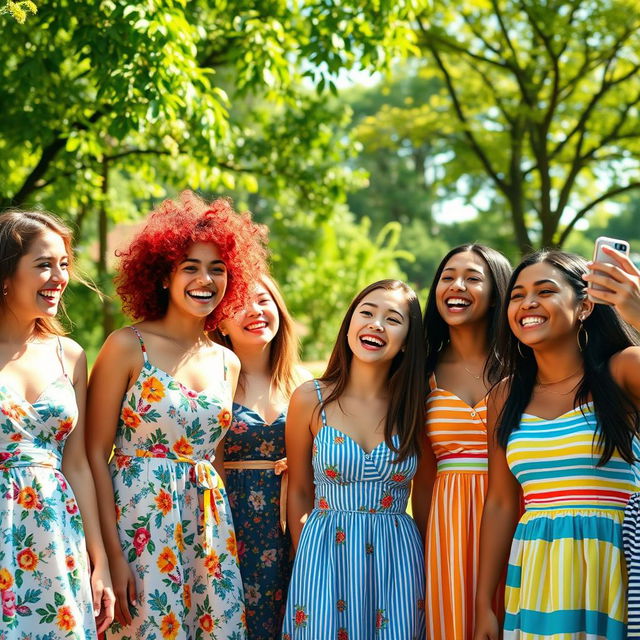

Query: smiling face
left=346, top=287, right=410, bottom=364
left=3, top=229, right=70, bottom=322
left=507, top=261, right=592, bottom=348
left=220, top=283, right=280, bottom=349
left=167, top=242, right=227, bottom=320
left=435, top=250, right=493, bottom=327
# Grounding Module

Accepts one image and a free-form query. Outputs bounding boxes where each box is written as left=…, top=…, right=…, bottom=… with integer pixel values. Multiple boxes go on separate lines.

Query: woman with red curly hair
left=86, top=191, right=268, bottom=640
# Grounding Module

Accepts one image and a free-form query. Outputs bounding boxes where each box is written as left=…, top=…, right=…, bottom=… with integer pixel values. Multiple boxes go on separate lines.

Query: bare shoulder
left=610, top=346, right=640, bottom=392
left=58, top=335, right=85, bottom=363
left=218, top=344, right=240, bottom=371
left=58, top=336, right=87, bottom=382
left=290, top=379, right=321, bottom=409
left=94, top=326, right=143, bottom=372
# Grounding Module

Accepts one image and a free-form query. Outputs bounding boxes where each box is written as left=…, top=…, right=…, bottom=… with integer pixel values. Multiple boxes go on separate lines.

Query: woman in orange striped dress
left=412, top=244, right=511, bottom=640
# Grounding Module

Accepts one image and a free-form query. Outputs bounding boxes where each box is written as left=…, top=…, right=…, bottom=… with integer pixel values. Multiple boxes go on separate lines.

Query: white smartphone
left=587, top=236, right=631, bottom=302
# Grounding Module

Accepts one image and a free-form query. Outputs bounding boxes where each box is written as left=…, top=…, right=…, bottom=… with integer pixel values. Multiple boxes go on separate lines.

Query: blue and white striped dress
left=281, top=381, right=425, bottom=640
left=623, top=438, right=640, bottom=639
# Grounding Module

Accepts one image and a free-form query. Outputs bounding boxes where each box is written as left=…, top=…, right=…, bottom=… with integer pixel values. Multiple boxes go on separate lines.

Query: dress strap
left=129, top=326, right=149, bottom=363
left=312, top=380, right=328, bottom=428
left=55, top=336, right=66, bottom=376
left=222, top=348, right=227, bottom=382
left=428, top=372, right=437, bottom=391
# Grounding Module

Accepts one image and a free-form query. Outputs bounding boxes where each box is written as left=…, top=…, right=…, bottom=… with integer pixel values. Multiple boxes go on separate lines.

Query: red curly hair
left=116, top=191, right=268, bottom=331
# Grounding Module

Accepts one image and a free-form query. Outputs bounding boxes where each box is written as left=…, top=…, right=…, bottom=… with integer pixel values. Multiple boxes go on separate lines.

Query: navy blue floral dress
left=224, top=403, right=292, bottom=640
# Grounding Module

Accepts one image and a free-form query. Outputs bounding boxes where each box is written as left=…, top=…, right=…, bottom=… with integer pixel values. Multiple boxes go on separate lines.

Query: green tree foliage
left=409, top=0, right=640, bottom=252
left=1, top=0, right=36, bottom=23
left=1, top=0, right=428, bottom=359
left=282, top=210, right=412, bottom=359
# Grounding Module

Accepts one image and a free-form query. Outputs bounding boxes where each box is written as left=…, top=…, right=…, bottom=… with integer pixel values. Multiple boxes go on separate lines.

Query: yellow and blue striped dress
left=505, top=403, right=636, bottom=639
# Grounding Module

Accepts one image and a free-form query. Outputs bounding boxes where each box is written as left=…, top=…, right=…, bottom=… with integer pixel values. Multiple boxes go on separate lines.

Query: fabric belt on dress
left=223, top=458, right=288, bottom=533
left=114, top=449, right=223, bottom=550
left=436, top=452, right=488, bottom=473
left=0, top=448, right=62, bottom=471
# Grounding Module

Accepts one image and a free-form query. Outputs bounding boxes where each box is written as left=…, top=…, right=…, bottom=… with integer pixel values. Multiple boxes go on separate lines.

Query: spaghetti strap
left=130, top=326, right=149, bottom=363
left=312, top=380, right=328, bottom=428
left=428, top=372, right=437, bottom=391
left=222, top=349, right=227, bottom=382
left=55, top=336, right=66, bottom=376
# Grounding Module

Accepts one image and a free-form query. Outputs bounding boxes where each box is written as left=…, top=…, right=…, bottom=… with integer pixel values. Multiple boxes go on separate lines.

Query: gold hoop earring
left=577, top=322, right=589, bottom=351
left=517, top=341, right=526, bottom=358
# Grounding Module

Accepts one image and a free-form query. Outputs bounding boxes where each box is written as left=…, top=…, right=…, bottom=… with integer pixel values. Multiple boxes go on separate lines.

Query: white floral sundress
left=105, top=327, right=246, bottom=640
left=0, top=341, right=96, bottom=640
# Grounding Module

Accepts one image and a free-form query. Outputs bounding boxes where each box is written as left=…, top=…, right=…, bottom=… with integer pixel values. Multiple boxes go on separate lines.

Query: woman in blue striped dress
left=474, top=249, right=640, bottom=640
left=283, top=280, right=427, bottom=640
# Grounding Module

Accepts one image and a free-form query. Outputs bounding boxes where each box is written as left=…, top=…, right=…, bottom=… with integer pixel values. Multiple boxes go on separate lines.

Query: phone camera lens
left=615, top=243, right=626, bottom=250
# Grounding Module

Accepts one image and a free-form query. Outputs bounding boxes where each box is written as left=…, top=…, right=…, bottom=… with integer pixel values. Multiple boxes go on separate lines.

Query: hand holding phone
left=583, top=237, right=640, bottom=331
left=587, top=236, right=631, bottom=303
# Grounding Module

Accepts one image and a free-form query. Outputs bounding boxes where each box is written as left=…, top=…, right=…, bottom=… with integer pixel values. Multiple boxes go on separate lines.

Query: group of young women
left=0, top=190, right=639, bottom=640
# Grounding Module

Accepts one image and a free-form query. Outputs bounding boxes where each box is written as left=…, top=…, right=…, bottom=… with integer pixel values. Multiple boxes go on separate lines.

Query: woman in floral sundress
left=0, top=210, right=114, bottom=639
left=215, top=275, right=310, bottom=639
left=86, top=192, right=268, bottom=640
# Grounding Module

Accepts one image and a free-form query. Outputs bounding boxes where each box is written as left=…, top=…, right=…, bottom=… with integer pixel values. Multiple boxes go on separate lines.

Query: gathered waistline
left=224, top=458, right=288, bottom=533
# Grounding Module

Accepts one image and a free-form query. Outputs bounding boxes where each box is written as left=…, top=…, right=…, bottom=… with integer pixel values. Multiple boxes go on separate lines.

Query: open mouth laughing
left=359, top=334, right=387, bottom=350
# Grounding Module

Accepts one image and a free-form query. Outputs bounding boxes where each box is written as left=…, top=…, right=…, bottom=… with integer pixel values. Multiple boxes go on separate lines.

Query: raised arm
left=586, top=247, right=640, bottom=405
left=86, top=329, right=141, bottom=627
left=474, top=385, right=521, bottom=640
left=285, top=381, right=317, bottom=549
left=61, top=338, right=115, bottom=633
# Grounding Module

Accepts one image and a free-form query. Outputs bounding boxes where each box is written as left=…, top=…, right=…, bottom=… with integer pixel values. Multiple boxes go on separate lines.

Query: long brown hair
left=319, top=279, right=426, bottom=462
left=0, top=210, right=75, bottom=337
left=214, top=275, right=302, bottom=398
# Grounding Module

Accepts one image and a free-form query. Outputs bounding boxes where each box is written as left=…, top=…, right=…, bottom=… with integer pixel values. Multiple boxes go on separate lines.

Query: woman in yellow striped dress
left=474, top=250, right=640, bottom=640
left=412, top=244, right=511, bottom=639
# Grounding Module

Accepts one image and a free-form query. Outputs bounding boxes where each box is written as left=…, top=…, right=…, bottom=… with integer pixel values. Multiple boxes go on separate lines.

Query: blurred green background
left=2, top=0, right=640, bottom=363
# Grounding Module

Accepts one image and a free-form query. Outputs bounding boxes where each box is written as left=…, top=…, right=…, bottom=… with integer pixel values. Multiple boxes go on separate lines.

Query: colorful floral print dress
left=282, top=381, right=425, bottom=640
left=224, top=404, right=292, bottom=640
left=0, top=342, right=96, bottom=640
left=105, top=328, right=246, bottom=640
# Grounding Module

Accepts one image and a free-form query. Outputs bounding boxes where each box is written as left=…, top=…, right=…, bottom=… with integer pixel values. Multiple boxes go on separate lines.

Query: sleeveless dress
left=224, top=404, right=292, bottom=639
left=105, top=328, right=246, bottom=640
left=505, top=404, right=636, bottom=639
left=282, top=381, right=425, bottom=640
left=423, top=374, right=502, bottom=639
left=0, top=340, right=96, bottom=640
left=622, top=438, right=640, bottom=639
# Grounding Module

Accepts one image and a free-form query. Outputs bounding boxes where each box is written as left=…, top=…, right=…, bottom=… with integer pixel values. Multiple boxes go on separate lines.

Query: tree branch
left=4, top=110, right=105, bottom=209
left=424, top=46, right=508, bottom=194
left=558, top=181, right=640, bottom=245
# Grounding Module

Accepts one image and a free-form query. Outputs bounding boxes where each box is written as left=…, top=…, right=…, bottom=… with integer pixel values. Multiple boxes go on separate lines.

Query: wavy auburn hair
left=493, top=250, right=640, bottom=464
left=319, top=279, right=426, bottom=462
left=0, top=209, right=76, bottom=337
left=116, top=191, right=268, bottom=331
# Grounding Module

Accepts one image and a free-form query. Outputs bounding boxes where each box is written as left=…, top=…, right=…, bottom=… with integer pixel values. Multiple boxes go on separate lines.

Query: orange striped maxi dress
left=423, top=374, right=503, bottom=640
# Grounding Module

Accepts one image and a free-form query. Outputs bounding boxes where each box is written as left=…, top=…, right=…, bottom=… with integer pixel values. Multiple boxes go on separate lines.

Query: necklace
left=536, top=368, right=582, bottom=386
left=463, top=365, right=482, bottom=381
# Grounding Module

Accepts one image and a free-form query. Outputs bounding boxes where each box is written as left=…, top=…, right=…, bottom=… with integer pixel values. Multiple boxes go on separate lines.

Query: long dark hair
left=494, top=250, right=640, bottom=464
left=319, top=279, right=426, bottom=463
left=423, top=244, right=512, bottom=382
